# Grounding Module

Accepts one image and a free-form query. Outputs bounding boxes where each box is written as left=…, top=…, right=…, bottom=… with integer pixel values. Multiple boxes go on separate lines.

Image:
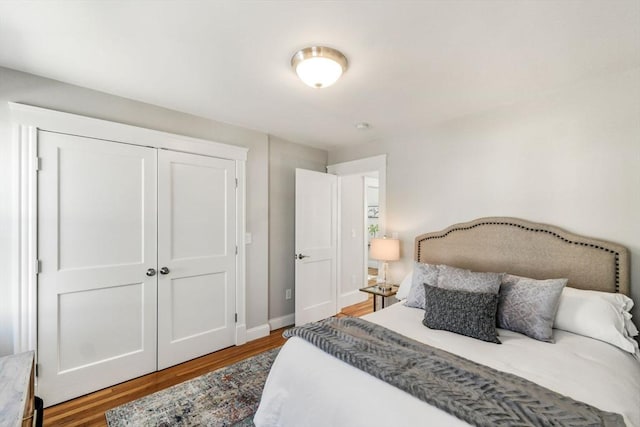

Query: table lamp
left=370, top=237, right=400, bottom=291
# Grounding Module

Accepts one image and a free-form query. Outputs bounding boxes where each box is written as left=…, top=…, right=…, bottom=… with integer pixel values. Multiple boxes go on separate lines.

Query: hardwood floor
left=44, top=297, right=373, bottom=426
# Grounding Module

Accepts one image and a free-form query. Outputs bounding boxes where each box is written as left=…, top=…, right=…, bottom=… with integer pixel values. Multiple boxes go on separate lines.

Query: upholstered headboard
left=415, top=217, right=630, bottom=295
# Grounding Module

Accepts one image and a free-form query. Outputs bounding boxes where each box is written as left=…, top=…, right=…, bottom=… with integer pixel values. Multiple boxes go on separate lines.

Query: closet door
left=37, top=131, right=157, bottom=406
left=157, top=150, right=236, bottom=369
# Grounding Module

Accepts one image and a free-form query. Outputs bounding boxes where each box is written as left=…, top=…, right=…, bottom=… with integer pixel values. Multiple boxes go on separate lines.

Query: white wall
left=0, top=67, right=275, bottom=355
left=329, top=68, right=640, bottom=323
left=268, top=136, right=328, bottom=325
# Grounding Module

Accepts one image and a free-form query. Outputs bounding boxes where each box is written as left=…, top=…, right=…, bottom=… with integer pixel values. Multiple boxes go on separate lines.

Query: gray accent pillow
left=437, top=265, right=503, bottom=294
left=497, top=274, right=567, bottom=342
left=422, top=284, right=501, bottom=344
left=404, top=262, right=439, bottom=309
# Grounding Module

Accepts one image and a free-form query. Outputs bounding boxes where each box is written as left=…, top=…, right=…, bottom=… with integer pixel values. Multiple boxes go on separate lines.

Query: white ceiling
left=0, top=0, right=638, bottom=149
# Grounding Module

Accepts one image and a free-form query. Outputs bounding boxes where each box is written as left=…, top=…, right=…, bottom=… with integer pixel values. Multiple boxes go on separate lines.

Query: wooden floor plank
left=43, top=298, right=374, bottom=426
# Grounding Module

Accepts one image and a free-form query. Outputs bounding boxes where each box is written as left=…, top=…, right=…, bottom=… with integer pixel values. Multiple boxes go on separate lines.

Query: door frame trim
left=9, top=102, right=248, bottom=160
left=10, top=102, right=249, bottom=356
left=12, top=124, right=38, bottom=354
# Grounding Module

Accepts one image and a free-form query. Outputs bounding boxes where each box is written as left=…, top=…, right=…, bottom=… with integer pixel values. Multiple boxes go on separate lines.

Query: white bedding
left=254, top=303, right=640, bottom=427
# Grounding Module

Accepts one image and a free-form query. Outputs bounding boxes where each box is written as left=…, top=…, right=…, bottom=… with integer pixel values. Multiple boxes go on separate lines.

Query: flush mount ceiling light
left=291, top=46, right=348, bottom=88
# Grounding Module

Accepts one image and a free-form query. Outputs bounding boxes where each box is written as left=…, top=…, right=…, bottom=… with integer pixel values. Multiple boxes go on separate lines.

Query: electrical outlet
left=285, top=289, right=292, bottom=300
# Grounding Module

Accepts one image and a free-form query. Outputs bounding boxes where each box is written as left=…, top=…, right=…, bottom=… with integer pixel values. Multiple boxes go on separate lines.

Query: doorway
left=327, top=155, right=387, bottom=309
left=365, top=176, right=380, bottom=285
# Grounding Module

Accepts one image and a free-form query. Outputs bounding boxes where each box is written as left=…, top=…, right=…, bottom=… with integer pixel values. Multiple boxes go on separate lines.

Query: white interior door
left=295, top=169, right=338, bottom=326
left=37, top=131, right=157, bottom=406
left=157, top=150, right=236, bottom=370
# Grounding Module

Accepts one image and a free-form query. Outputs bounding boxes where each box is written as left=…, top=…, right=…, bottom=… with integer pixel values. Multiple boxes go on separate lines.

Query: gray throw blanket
left=284, top=317, right=625, bottom=427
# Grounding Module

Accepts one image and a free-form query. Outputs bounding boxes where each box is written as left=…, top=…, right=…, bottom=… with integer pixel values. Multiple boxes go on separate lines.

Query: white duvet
left=254, top=303, right=640, bottom=427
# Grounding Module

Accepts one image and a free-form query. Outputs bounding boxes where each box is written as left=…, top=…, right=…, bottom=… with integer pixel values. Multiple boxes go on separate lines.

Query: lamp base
left=376, top=282, right=393, bottom=292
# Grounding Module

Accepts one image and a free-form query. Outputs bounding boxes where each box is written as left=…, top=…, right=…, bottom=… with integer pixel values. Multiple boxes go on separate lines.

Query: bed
left=254, top=217, right=640, bottom=427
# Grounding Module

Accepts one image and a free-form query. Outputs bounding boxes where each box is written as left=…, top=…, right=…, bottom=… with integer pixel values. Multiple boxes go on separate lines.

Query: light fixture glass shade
left=291, top=46, right=348, bottom=88
left=370, top=238, right=400, bottom=262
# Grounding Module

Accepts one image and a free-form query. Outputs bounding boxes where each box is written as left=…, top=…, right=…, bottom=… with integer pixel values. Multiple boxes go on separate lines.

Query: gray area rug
left=105, top=347, right=280, bottom=427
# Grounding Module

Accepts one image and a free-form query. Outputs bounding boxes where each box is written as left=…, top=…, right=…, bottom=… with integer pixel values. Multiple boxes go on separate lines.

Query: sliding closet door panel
left=157, top=150, right=236, bottom=370
left=37, top=131, right=157, bottom=406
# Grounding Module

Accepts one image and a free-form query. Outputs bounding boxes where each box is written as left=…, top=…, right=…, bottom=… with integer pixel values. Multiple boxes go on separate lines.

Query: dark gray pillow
left=422, top=284, right=501, bottom=344
left=436, top=265, right=502, bottom=294
left=497, top=274, right=567, bottom=342
left=404, top=262, right=439, bottom=309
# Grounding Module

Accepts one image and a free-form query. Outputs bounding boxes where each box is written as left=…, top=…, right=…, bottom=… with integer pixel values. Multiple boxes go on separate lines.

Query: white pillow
left=396, top=270, right=413, bottom=300
left=554, top=286, right=639, bottom=355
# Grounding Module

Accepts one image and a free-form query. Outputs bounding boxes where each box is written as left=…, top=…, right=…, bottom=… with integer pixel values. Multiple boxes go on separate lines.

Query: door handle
left=146, top=268, right=157, bottom=277
left=296, top=254, right=310, bottom=260
left=159, top=267, right=170, bottom=275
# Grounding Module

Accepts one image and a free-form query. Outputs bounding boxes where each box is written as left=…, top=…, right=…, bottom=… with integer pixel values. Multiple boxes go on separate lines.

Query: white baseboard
left=269, top=313, right=295, bottom=330
left=339, top=289, right=368, bottom=309
left=235, top=324, right=247, bottom=346
left=246, top=323, right=270, bottom=342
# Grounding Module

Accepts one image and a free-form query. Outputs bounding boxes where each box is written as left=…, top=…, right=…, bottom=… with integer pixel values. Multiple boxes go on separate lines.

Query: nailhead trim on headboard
left=416, top=220, right=621, bottom=292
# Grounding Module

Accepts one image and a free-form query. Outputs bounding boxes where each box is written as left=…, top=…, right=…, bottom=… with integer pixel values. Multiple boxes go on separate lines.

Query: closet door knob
left=146, top=268, right=156, bottom=277
left=160, top=267, right=170, bottom=275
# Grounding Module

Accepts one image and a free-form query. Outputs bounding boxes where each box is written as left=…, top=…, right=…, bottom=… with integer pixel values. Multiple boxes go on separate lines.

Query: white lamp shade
left=370, top=238, right=400, bottom=262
